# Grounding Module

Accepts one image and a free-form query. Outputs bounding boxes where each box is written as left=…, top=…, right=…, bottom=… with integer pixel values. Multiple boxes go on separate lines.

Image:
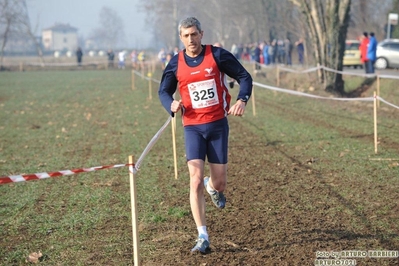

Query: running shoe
left=191, top=235, right=210, bottom=253
left=204, top=176, right=226, bottom=209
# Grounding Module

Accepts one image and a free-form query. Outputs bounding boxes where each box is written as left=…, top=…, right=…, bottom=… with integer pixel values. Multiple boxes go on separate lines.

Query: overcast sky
left=27, top=0, right=151, bottom=49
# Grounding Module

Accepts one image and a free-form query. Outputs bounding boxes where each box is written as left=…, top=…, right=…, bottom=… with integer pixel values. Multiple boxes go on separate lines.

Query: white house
left=42, top=24, right=78, bottom=51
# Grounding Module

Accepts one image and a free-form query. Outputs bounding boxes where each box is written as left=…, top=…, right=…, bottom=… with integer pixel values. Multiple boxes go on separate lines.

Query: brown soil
left=136, top=112, right=399, bottom=266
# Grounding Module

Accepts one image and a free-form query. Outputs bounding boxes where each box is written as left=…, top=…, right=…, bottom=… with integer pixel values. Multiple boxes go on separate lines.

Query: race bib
left=188, top=79, right=219, bottom=109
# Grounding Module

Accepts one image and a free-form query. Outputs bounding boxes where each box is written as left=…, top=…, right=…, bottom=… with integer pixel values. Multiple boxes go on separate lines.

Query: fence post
left=276, top=65, right=280, bottom=86
left=376, top=74, right=380, bottom=108
left=171, top=116, right=178, bottom=179
left=373, top=91, right=378, bottom=154
left=128, top=155, right=140, bottom=265
left=148, top=73, right=152, bottom=100
left=251, top=85, right=256, bottom=116
left=131, top=70, right=135, bottom=90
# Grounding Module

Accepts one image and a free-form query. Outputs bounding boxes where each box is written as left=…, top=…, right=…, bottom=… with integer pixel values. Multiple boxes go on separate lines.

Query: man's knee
left=190, top=175, right=205, bottom=191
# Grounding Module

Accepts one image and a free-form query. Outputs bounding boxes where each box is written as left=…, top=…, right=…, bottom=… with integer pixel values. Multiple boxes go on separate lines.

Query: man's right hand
left=171, top=100, right=182, bottom=113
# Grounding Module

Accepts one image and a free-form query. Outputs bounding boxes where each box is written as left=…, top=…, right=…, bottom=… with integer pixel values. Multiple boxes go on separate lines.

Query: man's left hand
left=228, top=100, right=246, bottom=116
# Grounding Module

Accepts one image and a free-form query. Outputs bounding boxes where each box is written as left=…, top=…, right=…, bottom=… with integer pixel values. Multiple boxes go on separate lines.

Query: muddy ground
left=136, top=104, right=399, bottom=266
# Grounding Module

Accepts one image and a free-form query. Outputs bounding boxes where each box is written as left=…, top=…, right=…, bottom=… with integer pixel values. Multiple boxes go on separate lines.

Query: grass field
left=0, top=67, right=398, bottom=265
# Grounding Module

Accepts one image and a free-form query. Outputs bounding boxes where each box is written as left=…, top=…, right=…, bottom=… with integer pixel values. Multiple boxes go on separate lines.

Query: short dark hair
left=363, top=32, right=368, bottom=37
left=370, top=32, right=375, bottom=37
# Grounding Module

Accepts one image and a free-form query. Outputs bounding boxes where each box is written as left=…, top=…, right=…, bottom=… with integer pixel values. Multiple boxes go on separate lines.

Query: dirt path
left=140, top=116, right=399, bottom=265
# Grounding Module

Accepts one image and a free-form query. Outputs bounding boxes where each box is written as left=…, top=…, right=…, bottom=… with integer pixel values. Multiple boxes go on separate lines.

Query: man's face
left=179, top=26, right=203, bottom=56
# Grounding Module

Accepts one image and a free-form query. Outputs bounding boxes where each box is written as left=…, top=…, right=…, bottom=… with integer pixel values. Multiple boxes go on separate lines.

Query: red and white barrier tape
left=1, top=116, right=172, bottom=186
left=0, top=163, right=134, bottom=185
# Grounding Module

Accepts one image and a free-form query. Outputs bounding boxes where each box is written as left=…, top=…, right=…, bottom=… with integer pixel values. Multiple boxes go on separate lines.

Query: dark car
left=375, top=39, right=399, bottom=69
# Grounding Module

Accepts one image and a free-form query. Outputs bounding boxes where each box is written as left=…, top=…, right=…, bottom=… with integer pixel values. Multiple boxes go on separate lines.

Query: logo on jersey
left=204, top=67, right=215, bottom=77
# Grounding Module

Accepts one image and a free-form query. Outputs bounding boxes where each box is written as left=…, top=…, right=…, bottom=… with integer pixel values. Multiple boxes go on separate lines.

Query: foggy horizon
left=27, top=0, right=151, bottom=49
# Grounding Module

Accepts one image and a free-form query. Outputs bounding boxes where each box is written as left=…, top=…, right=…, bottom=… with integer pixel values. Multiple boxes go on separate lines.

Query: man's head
left=363, top=32, right=368, bottom=37
left=178, top=17, right=204, bottom=57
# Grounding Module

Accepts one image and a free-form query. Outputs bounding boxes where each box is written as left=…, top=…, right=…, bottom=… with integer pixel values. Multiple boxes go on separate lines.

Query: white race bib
left=188, top=79, right=219, bottom=109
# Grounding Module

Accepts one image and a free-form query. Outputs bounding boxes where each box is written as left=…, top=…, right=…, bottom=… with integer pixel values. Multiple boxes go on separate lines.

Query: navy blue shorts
left=184, top=117, right=229, bottom=164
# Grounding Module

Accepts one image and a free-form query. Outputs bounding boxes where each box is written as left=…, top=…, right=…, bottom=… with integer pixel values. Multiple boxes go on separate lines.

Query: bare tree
left=138, top=0, right=303, bottom=51
left=0, top=0, right=15, bottom=68
left=138, top=0, right=396, bottom=84
left=21, top=0, right=44, bottom=65
left=89, top=6, right=125, bottom=49
left=0, top=0, right=44, bottom=68
left=139, top=0, right=196, bottom=51
left=0, top=0, right=18, bottom=67
left=290, top=0, right=352, bottom=95
left=349, top=0, right=394, bottom=39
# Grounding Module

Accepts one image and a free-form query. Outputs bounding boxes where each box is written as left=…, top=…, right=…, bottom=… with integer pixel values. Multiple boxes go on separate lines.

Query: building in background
left=42, top=24, right=78, bottom=52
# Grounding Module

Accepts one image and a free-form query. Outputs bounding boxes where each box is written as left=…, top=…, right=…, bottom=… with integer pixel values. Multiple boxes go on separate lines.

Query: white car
left=375, top=39, right=399, bottom=69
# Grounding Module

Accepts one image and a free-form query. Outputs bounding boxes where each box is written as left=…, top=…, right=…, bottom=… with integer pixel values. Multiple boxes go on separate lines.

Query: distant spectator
left=277, top=40, right=285, bottom=64
left=138, top=50, right=146, bottom=71
left=165, top=53, right=173, bottom=67
left=295, top=38, right=305, bottom=65
left=118, top=51, right=125, bottom=69
left=231, top=43, right=240, bottom=59
left=366, top=32, right=377, bottom=73
left=76, top=47, right=83, bottom=66
left=237, top=44, right=244, bottom=60
left=272, top=40, right=279, bottom=64
left=158, top=48, right=167, bottom=69
left=107, top=49, right=115, bottom=68
left=268, top=40, right=276, bottom=64
left=359, top=32, right=369, bottom=73
left=130, top=50, right=138, bottom=69
left=284, top=38, right=293, bottom=65
left=262, top=41, right=270, bottom=65
left=253, top=42, right=261, bottom=69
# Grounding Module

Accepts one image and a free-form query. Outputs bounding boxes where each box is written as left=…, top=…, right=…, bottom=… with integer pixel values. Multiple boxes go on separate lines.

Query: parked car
left=375, top=39, right=399, bottom=69
left=343, top=40, right=362, bottom=68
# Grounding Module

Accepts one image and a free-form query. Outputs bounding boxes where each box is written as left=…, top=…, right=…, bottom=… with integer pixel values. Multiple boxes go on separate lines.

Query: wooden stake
left=251, top=85, right=256, bottom=116
left=128, top=156, right=140, bottom=265
left=373, top=91, right=378, bottom=154
left=131, top=70, right=135, bottom=90
left=171, top=116, right=178, bottom=179
left=276, top=65, right=280, bottom=86
left=376, top=74, right=380, bottom=108
left=148, top=75, right=152, bottom=100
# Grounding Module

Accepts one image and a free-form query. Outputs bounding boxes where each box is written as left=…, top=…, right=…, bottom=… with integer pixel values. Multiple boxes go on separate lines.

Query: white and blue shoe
left=204, top=176, right=226, bottom=209
left=191, top=234, right=210, bottom=253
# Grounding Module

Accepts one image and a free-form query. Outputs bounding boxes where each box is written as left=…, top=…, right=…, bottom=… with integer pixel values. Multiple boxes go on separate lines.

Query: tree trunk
left=291, top=0, right=351, bottom=96
left=0, top=19, right=11, bottom=69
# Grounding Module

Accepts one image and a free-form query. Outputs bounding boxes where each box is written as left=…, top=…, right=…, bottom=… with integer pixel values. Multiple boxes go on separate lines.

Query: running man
left=158, top=17, right=252, bottom=254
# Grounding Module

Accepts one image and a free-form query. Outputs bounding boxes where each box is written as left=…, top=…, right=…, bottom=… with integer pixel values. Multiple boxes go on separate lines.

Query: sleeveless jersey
left=176, top=45, right=231, bottom=126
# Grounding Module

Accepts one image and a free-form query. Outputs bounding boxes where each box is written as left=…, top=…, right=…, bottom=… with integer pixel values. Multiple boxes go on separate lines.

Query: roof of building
left=43, top=23, right=78, bottom=32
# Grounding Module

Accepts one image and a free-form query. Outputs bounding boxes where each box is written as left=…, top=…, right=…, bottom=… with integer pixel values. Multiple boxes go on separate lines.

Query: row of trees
left=1, top=0, right=398, bottom=94
left=139, top=0, right=398, bottom=95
